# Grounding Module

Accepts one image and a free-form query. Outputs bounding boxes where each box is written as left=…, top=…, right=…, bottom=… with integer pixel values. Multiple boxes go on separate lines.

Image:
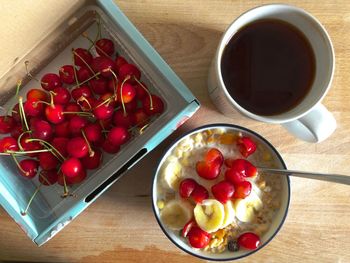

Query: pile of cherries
left=179, top=136, right=261, bottom=250
left=0, top=33, right=164, bottom=215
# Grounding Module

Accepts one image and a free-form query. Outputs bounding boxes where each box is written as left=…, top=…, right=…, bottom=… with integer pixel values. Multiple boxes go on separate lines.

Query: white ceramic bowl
left=152, top=124, right=290, bottom=261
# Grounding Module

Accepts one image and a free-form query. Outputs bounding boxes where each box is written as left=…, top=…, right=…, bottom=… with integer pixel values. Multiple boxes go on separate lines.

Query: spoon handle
left=258, top=167, right=350, bottom=185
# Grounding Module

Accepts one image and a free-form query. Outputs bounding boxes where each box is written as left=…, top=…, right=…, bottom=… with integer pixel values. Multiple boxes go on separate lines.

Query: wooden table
left=1, top=0, right=350, bottom=262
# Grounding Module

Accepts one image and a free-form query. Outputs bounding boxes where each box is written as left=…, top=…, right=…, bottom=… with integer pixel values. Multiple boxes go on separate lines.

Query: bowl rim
left=151, top=123, right=291, bottom=261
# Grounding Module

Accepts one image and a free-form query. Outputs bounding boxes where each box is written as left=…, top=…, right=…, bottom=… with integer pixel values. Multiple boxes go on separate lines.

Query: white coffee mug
left=208, top=4, right=336, bottom=143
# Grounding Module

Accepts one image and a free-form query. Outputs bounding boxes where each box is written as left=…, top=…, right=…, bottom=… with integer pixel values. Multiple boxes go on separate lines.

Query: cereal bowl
left=152, top=124, right=290, bottom=261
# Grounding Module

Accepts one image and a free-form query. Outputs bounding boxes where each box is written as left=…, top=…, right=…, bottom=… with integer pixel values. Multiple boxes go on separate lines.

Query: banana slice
left=160, top=199, right=193, bottom=230
left=221, top=200, right=236, bottom=228
left=161, top=159, right=183, bottom=190
left=234, top=190, right=263, bottom=223
left=194, top=199, right=225, bottom=233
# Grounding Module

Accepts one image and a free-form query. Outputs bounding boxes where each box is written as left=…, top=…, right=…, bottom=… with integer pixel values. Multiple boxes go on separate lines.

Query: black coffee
left=221, top=19, right=316, bottom=116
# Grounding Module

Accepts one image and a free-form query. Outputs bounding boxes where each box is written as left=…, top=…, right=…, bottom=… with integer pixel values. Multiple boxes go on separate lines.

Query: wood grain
left=1, top=0, right=350, bottom=262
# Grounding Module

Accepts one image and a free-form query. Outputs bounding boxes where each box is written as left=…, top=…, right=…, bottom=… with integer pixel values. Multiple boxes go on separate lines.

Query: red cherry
left=52, top=87, right=71, bottom=105
left=67, top=137, right=88, bottom=158
left=61, top=157, right=83, bottom=178
left=179, top=178, right=197, bottom=198
left=191, top=184, right=209, bottom=203
left=89, top=77, right=108, bottom=95
left=233, top=181, right=252, bottom=199
left=45, top=104, right=65, bottom=124
left=54, top=121, right=70, bottom=137
left=115, top=56, right=127, bottom=71
left=182, top=219, right=197, bottom=238
left=132, top=108, right=148, bottom=127
left=96, top=38, right=115, bottom=56
left=107, top=126, right=130, bottom=146
left=65, top=168, right=87, bottom=184
left=237, top=232, right=261, bottom=250
left=83, top=123, right=103, bottom=143
left=31, top=119, right=53, bottom=141
left=59, top=65, right=76, bottom=84
left=117, top=82, right=136, bottom=104
left=93, top=101, right=114, bottom=120
left=39, top=170, right=58, bottom=185
left=143, top=94, right=164, bottom=115
left=118, top=63, right=141, bottom=82
left=73, top=48, right=93, bottom=67
left=38, top=151, right=59, bottom=170
left=0, top=136, right=19, bottom=152
left=211, top=181, right=235, bottom=204
left=133, top=81, right=148, bottom=100
left=225, top=168, right=245, bottom=186
left=64, top=102, right=81, bottom=119
left=196, top=161, right=221, bottom=180
left=24, top=98, right=44, bottom=117
left=52, top=137, right=69, bottom=158
left=0, top=116, right=16, bottom=134
left=225, top=159, right=257, bottom=179
left=19, top=159, right=39, bottom=179
left=91, top=56, right=116, bottom=78
left=205, top=148, right=224, bottom=166
left=10, top=125, right=23, bottom=139
left=102, top=139, right=120, bottom=154
left=19, top=134, right=42, bottom=156
left=69, top=115, right=88, bottom=136
left=72, top=86, right=93, bottom=101
left=187, top=226, right=211, bottom=249
left=41, top=73, right=62, bottom=91
left=27, top=89, right=48, bottom=102
left=81, top=148, right=102, bottom=170
left=237, top=137, right=257, bottom=158
left=77, top=67, right=93, bottom=82
left=113, top=110, right=134, bottom=128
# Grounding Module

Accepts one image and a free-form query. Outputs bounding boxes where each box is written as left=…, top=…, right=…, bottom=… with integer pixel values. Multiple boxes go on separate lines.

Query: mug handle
left=282, top=104, right=336, bottom=143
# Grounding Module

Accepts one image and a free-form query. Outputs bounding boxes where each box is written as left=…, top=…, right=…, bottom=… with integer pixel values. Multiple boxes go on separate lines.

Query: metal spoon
left=258, top=167, right=350, bottom=185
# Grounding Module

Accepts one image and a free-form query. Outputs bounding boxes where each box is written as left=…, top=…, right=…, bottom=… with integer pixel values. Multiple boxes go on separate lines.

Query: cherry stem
left=108, top=69, right=119, bottom=101
left=72, top=49, right=97, bottom=79
left=17, top=130, right=32, bottom=151
left=6, top=80, right=22, bottom=116
left=82, top=32, right=110, bottom=57
left=77, top=96, right=92, bottom=111
left=1, top=149, right=51, bottom=156
left=62, top=173, right=69, bottom=198
left=63, top=111, right=94, bottom=117
left=133, top=77, right=153, bottom=110
left=88, top=17, right=101, bottom=51
left=49, top=91, right=54, bottom=106
left=21, top=183, right=42, bottom=216
left=18, top=97, right=29, bottom=132
left=11, top=154, right=28, bottom=176
left=34, top=100, right=51, bottom=107
left=71, top=72, right=100, bottom=89
left=71, top=51, right=80, bottom=88
left=26, top=138, right=65, bottom=161
left=81, top=129, right=95, bottom=157
left=93, top=96, right=114, bottom=110
left=24, top=61, right=40, bottom=83
left=119, top=75, right=131, bottom=116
